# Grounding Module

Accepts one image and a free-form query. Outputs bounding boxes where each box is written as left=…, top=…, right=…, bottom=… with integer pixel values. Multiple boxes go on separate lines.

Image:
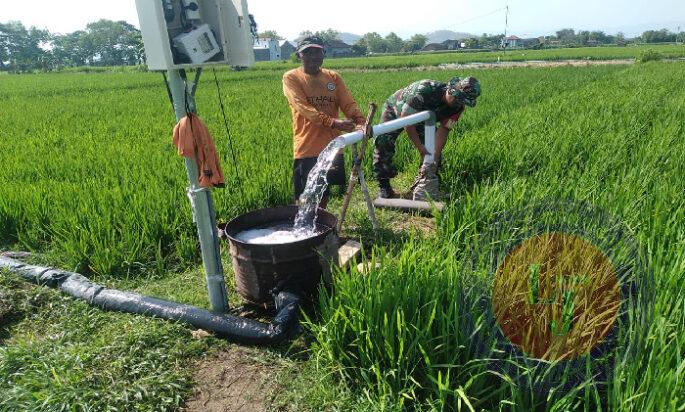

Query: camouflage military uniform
left=373, top=80, right=464, bottom=180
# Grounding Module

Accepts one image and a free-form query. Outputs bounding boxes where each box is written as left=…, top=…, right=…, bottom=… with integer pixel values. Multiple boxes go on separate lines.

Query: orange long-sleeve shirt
left=283, top=67, right=365, bottom=159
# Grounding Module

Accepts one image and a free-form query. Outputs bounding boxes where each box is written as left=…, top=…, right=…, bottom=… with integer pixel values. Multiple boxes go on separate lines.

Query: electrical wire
left=455, top=7, right=507, bottom=26
left=162, top=72, right=175, bottom=111
left=212, top=68, right=245, bottom=200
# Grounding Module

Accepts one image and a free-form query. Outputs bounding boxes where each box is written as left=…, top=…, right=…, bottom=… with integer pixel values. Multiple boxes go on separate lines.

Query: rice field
left=252, top=43, right=685, bottom=71
left=1, top=51, right=684, bottom=410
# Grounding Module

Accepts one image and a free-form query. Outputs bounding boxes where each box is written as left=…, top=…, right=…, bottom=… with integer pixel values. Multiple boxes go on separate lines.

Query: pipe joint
left=426, top=111, right=437, bottom=126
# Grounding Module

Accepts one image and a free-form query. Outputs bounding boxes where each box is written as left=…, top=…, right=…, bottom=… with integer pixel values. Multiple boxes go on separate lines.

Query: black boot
left=378, top=179, right=396, bottom=199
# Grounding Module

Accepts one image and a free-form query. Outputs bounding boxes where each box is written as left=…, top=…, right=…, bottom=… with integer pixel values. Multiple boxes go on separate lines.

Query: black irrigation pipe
left=0, top=256, right=301, bottom=345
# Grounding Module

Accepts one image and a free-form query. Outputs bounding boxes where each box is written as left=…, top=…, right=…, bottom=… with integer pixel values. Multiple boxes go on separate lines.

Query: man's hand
left=332, top=118, right=356, bottom=132
left=405, top=125, right=431, bottom=158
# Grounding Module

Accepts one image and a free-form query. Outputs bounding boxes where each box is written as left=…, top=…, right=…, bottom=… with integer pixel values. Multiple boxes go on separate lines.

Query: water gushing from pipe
left=292, top=137, right=347, bottom=235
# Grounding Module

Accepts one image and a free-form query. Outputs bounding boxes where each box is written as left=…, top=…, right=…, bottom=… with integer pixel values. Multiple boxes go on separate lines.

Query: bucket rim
left=219, top=205, right=338, bottom=247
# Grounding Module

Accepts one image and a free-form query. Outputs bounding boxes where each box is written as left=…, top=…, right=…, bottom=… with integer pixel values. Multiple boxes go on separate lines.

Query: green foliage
left=305, top=62, right=685, bottom=410
left=0, top=50, right=684, bottom=410
left=384, top=32, right=404, bottom=53
left=0, top=21, right=49, bottom=72
left=0, top=19, right=143, bottom=72
left=357, top=32, right=387, bottom=54
left=0, top=271, right=220, bottom=411
left=258, top=30, right=283, bottom=40
left=640, top=29, right=678, bottom=43
left=298, top=28, right=341, bottom=45
left=638, top=48, right=664, bottom=62
left=401, top=34, right=428, bottom=53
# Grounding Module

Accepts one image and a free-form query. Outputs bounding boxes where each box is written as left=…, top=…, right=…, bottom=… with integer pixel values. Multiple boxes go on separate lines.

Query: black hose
left=0, top=256, right=301, bottom=345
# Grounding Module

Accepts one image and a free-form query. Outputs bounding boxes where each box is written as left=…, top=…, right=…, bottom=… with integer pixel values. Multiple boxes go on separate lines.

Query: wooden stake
left=338, top=103, right=379, bottom=233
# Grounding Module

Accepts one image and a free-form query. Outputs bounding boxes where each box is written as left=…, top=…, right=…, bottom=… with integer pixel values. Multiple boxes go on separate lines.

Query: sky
left=3, top=0, right=684, bottom=39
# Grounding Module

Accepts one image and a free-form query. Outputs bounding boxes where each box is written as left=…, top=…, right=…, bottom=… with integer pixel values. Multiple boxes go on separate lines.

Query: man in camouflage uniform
left=373, top=76, right=481, bottom=198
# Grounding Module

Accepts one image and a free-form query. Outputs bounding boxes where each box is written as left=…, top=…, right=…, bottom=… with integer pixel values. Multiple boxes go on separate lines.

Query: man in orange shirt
left=282, top=36, right=366, bottom=206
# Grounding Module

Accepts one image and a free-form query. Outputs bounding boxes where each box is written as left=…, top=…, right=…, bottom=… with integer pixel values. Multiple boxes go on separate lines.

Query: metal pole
left=503, top=5, right=509, bottom=52
left=167, top=69, right=230, bottom=313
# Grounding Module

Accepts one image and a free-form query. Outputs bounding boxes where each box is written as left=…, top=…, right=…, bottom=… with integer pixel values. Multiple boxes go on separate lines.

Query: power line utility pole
left=502, top=5, right=510, bottom=51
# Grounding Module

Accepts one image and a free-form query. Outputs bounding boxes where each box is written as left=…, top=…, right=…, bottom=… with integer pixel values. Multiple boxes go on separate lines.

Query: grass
left=0, top=53, right=684, bottom=410
left=0, top=269, right=225, bottom=411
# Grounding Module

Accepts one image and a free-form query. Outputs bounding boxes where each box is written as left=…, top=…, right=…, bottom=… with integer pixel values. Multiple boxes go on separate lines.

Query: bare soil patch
left=182, top=346, right=280, bottom=412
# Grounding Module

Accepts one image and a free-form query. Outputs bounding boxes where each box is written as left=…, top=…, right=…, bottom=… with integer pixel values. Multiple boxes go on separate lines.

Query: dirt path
left=182, top=346, right=279, bottom=412
left=437, top=58, right=636, bottom=70
left=340, top=57, right=685, bottom=73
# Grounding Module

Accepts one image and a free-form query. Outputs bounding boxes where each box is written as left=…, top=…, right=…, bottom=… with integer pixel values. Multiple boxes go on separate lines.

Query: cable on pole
left=212, top=68, right=245, bottom=201
left=455, top=7, right=507, bottom=26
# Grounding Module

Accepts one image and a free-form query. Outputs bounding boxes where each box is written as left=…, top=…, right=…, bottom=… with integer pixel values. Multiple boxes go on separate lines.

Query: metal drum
left=221, top=206, right=339, bottom=305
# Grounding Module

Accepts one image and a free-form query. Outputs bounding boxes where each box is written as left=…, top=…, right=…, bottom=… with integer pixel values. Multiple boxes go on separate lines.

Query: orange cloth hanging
left=172, top=113, right=225, bottom=188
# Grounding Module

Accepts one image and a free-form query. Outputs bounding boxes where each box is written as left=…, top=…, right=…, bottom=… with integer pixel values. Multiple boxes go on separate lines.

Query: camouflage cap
left=448, top=76, right=481, bottom=107
left=296, top=36, right=325, bottom=53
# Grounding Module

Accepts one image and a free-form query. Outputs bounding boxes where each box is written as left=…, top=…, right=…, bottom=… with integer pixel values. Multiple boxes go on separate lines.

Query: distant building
left=502, top=35, right=522, bottom=48
left=254, top=38, right=280, bottom=61
left=520, top=38, right=541, bottom=48
left=326, top=39, right=354, bottom=58
left=279, top=40, right=296, bottom=60
left=442, top=39, right=462, bottom=50
left=422, top=43, right=447, bottom=52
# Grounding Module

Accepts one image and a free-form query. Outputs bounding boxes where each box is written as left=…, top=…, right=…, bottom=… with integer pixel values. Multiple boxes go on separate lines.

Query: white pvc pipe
left=423, top=123, right=436, bottom=165
left=338, top=130, right=364, bottom=147
left=373, top=111, right=432, bottom=137
left=339, top=110, right=433, bottom=147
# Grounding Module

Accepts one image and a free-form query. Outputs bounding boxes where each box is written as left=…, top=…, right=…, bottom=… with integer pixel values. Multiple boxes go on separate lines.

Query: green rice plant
left=637, top=48, right=663, bottom=63
left=307, top=62, right=685, bottom=410
left=1, top=56, right=684, bottom=410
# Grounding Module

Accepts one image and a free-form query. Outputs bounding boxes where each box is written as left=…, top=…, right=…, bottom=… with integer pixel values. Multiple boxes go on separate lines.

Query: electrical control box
left=135, top=0, right=255, bottom=70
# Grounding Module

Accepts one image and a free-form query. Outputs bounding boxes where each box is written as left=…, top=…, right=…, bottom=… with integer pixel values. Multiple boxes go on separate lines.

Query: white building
left=253, top=38, right=280, bottom=61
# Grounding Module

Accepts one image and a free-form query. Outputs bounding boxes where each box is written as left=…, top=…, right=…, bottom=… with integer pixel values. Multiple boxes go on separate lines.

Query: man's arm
left=335, top=74, right=366, bottom=128
left=398, top=91, right=431, bottom=156
left=434, top=125, right=450, bottom=162
left=404, top=125, right=430, bottom=157
left=432, top=108, right=463, bottom=162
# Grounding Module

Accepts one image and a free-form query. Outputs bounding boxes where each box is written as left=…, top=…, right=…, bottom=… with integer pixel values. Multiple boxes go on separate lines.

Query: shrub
left=638, top=48, right=663, bottom=62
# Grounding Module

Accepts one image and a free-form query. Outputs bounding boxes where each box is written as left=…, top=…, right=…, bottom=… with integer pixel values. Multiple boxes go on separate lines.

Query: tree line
left=552, top=28, right=684, bottom=46
left=263, top=27, right=685, bottom=56
left=260, top=29, right=431, bottom=54
left=0, top=20, right=143, bottom=72
left=2, top=19, right=684, bottom=73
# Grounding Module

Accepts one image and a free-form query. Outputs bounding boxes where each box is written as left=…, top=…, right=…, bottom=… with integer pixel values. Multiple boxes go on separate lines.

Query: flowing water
left=236, top=223, right=320, bottom=244
left=235, top=137, right=345, bottom=244
left=292, top=137, right=346, bottom=234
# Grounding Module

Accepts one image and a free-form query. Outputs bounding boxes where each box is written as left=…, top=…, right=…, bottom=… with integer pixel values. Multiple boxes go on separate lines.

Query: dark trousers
left=292, top=153, right=346, bottom=201
left=373, top=102, right=429, bottom=180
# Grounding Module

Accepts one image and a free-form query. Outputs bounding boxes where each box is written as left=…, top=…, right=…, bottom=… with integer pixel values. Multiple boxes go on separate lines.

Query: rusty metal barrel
left=220, top=206, right=339, bottom=306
